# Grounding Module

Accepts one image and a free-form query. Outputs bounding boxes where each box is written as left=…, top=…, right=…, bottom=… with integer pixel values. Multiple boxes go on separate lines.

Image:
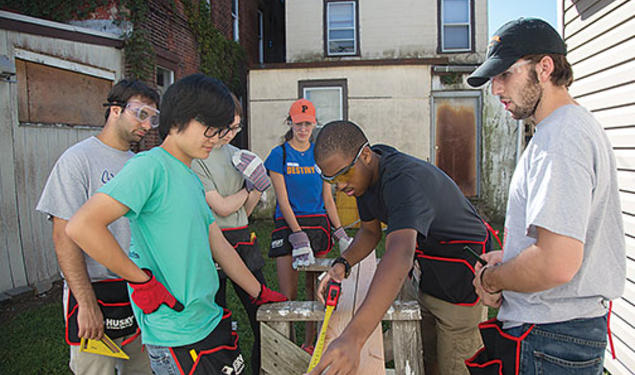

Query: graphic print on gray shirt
left=36, top=136, right=134, bottom=281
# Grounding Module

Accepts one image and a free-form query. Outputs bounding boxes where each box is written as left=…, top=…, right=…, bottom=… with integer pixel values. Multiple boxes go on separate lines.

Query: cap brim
left=290, top=113, right=316, bottom=124
left=467, top=56, right=517, bottom=87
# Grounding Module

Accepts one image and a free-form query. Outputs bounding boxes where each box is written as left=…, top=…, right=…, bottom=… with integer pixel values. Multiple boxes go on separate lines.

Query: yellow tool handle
left=307, top=304, right=335, bottom=372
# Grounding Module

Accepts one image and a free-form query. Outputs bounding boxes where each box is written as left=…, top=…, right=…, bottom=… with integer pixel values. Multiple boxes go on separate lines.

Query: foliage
left=182, top=0, right=247, bottom=95
left=0, top=0, right=110, bottom=22
left=119, top=0, right=155, bottom=81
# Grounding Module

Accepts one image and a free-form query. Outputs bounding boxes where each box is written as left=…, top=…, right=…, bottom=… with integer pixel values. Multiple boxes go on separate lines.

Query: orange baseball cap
left=289, top=98, right=316, bottom=124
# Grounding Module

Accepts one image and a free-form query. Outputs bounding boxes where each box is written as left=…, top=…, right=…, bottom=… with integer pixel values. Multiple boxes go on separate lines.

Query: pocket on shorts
left=145, top=345, right=179, bottom=375
left=534, top=351, right=603, bottom=375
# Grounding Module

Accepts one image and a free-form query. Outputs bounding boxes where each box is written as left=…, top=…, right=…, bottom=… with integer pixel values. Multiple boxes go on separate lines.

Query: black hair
left=158, top=74, right=235, bottom=139
left=104, top=79, right=160, bottom=121
left=314, top=120, right=368, bottom=163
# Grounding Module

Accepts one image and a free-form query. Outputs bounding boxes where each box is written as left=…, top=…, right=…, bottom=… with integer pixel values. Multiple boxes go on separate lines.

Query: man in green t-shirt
left=67, top=74, right=286, bottom=375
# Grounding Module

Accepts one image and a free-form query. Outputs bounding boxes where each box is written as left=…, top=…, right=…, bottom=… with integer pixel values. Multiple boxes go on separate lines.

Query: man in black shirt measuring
left=307, top=120, right=499, bottom=375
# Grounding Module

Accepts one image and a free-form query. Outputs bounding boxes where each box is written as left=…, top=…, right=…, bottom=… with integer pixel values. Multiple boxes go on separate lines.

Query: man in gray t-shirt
left=464, top=18, right=625, bottom=374
left=36, top=80, right=159, bottom=375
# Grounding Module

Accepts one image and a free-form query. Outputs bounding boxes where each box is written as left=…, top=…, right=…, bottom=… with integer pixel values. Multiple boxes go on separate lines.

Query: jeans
left=506, top=315, right=607, bottom=375
left=145, top=344, right=181, bottom=375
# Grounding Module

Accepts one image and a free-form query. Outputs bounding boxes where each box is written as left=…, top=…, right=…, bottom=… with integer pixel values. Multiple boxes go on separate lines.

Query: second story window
left=440, top=0, right=472, bottom=52
left=325, top=0, right=358, bottom=56
left=232, top=0, right=239, bottom=41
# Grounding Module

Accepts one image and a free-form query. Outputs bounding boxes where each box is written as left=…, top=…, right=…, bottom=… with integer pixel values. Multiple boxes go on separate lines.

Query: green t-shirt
left=98, top=147, right=222, bottom=346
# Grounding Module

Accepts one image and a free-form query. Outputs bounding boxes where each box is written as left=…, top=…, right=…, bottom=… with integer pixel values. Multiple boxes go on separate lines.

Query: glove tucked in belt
left=251, top=284, right=288, bottom=306
left=128, top=269, right=184, bottom=314
left=290, top=231, right=315, bottom=269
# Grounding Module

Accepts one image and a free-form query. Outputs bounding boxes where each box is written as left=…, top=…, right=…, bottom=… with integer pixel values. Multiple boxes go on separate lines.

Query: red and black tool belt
left=414, top=222, right=501, bottom=305
left=169, top=309, right=245, bottom=375
left=269, top=214, right=332, bottom=257
left=465, top=318, right=534, bottom=375
left=219, top=226, right=265, bottom=279
left=65, top=278, right=139, bottom=346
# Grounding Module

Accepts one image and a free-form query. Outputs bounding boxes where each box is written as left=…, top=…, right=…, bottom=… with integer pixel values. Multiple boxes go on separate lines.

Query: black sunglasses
left=320, top=142, right=368, bottom=184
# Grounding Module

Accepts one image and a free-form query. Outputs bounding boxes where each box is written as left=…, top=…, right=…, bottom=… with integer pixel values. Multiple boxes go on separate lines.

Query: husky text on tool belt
left=308, top=280, right=342, bottom=372
left=66, top=279, right=139, bottom=346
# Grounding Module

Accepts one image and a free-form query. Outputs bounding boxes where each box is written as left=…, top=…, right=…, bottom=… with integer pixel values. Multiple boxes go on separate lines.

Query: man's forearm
left=341, top=224, right=381, bottom=266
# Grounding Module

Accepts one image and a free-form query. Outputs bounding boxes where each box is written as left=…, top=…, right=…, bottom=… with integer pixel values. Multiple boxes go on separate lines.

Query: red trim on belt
left=221, top=225, right=249, bottom=232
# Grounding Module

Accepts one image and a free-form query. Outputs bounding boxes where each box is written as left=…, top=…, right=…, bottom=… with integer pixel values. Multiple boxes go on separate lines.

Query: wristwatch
left=332, top=256, right=351, bottom=278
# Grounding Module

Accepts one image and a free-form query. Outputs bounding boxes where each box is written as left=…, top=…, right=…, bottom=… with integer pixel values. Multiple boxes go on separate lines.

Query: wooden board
left=260, top=322, right=311, bottom=374
left=320, top=250, right=385, bottom=374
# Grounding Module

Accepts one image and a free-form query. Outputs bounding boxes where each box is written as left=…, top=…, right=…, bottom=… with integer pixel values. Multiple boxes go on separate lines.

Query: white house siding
left=0, top=13, right=122, bottom=295
left=562, top=0, right=635, bottom=373
left=286, top=0, right=487, bottom=64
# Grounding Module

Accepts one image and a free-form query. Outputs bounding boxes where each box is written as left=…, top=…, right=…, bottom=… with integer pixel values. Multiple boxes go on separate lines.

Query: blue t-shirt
left=264, top=142, right=326, bottom=219
left=98, top=147, right=222, bottom=347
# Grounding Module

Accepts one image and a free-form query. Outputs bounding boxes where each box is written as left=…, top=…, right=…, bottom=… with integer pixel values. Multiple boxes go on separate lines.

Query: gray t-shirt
left=192, top=144, right=248, bottom=229
left=499, top=104, right=625, bottom=327
left=36, top=136, right=134, bottom=281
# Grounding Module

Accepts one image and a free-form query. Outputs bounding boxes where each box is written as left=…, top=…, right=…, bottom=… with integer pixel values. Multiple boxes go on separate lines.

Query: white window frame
left=257, top=10, right=264, bottom=64
left=156, top=66, right=174, bottom=97
left=302, top=86, right=344, bottom=125
left=232, top=0, right=239, bottom=42
left=326, top=1, right=357, bottom=56
left=440, top=0, right=472, bottom=52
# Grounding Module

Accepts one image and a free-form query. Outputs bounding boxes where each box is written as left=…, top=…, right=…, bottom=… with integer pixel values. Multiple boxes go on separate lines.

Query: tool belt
left=65, top=278, right=139, bottom=346
left=414, top=221, right=500, bottom=305
left=465, top=319, right=535, bottom=375
left=169, top=309, right=245, bottom=375
left=269, top=214, right=332, bottom=257
left=217, top=226, right=265, bottom=279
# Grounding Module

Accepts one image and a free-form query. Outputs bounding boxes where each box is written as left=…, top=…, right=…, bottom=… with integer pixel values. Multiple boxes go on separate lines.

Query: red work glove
left=128, top=269, right=184, bottom=314
left=251, top=284, right=288, bottom=306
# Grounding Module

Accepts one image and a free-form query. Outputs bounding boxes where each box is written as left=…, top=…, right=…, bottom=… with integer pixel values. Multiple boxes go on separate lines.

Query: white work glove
left=232, top=150, right=271, bottom=192
left=333, top=227, right=353, bottom=252
left=289, top=231, right=315, bottom=269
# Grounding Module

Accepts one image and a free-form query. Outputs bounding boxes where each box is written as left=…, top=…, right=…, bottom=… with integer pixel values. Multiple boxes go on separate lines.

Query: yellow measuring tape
left=307, top=280, right=342, bottom=372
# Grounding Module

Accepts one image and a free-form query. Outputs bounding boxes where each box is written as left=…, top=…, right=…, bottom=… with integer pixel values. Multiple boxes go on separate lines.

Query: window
left=257, top=10, right=264, bottom=64
left=325, top=1, right=358, bottom=56
left=440, top=0, right=472, bottom=52
left=299, top=79, right=348, bottom=125
left=232, top=0, right=239, bottom=41
left=431, top=91, right=481, bottom=196
left=156, top=66, right=174, bottom=97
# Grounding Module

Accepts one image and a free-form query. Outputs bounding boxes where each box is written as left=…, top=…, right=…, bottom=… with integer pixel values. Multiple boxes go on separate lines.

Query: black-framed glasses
left=204, top=125, right=232, bottom=139
left=320, top=142, right=369, bottom=184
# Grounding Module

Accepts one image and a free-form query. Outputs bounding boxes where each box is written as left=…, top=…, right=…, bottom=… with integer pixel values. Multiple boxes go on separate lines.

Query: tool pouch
left=66, top=279, right=138, bottom=345
left=269, top=214, right=332, bottom=258
left=465, top=319, right=534, bottom=375
left=170, top=309, right=245, bottom=374
left=218, top=226, right=265, bottom=279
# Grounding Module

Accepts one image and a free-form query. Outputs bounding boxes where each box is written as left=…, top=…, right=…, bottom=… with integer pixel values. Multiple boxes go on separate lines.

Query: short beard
left=511, top=69, right=542, bottom=120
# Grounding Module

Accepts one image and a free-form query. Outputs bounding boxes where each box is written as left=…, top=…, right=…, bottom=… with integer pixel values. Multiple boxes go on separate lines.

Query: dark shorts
left=217, top=226, right=265, bottom=279
left=269, top=214, right=332, bottom=258
left=165, top=309, right=245, bottom=375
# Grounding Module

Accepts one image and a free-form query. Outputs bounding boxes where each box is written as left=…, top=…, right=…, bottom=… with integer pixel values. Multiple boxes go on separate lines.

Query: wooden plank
left=594, top=104, right=635, bottom=129
left=606, top=127, right=635, bottom=149
left=257, top=300, right=422, bottom=322
left=608, top=333, right=635, bottom=374
left=353, top=251, right=385, bottom=374
left=622, top=278, right=635, bottom=305
left=574, top=84, right=635, bottom=113
left=625, top=235, right=635, bottom=260
left=571, top=38, right=635, bottom=80
left=621, top=214, right=635, bottom=239
left=617, top=171, right=635, bottom=192
left=392, top=320, right=425, bottom=375
left=612, top=299, right=635, bottom=331
left=297, top=258, right=332, bottom=272
left=260, top=322, right=311, bottom=375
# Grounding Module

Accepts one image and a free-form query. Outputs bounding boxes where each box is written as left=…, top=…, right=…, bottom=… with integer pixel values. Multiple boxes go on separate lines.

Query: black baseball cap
left=467, top=18, right=566, bottom=87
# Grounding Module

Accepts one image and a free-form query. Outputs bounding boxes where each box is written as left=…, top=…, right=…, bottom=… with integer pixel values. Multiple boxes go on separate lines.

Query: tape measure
left=307, top=280, right=342, bottom=372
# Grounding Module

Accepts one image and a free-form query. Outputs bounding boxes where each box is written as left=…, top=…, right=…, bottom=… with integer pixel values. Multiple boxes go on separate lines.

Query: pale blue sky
left=488, top=0, right=559, bottom=37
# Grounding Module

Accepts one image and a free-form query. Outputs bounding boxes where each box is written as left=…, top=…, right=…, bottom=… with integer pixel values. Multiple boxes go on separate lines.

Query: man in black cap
left=465, top=18, right=625, bottom=374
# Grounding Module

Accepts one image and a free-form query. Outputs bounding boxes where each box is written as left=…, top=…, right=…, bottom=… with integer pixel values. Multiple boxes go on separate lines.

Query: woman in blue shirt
left=264, top=99, right=350, bottom=353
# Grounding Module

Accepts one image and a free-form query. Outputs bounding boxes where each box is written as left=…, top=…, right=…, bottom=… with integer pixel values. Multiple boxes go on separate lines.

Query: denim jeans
left=144, top=344, right=181, bottom=375
left=506, top=315, right=607, bottom=375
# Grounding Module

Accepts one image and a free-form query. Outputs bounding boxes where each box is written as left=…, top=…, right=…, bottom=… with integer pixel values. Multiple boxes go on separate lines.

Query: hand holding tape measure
left=307, top=279, right=342, bottom=372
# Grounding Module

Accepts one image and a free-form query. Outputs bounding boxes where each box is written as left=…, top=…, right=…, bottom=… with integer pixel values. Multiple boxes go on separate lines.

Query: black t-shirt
left=357, top=145, right=486, bottom=248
